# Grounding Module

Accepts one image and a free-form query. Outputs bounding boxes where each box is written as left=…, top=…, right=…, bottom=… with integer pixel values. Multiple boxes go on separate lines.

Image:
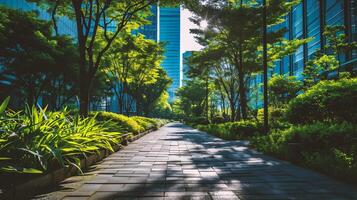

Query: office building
left=137, top=6, right=181, bottom=102
left=182, top=51, right=193, bottom=86
left=249, top=0, right=357, bottom=108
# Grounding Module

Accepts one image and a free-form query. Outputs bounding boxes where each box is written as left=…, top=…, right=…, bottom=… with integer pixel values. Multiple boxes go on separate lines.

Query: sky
left=181, top=8, right=203, bottom=54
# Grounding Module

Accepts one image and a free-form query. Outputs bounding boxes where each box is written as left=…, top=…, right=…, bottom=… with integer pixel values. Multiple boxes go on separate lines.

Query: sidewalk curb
left=0, top=126, right=162, bottom=200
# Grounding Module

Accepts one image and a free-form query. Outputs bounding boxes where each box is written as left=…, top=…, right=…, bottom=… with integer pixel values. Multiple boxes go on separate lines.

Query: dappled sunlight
left=34, top=123, right=357, bottom=199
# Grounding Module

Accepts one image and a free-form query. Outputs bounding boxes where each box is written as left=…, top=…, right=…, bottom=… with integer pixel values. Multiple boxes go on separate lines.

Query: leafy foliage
left=93, top=111, right=143, bottom=134
left=197, top=120, right=263, bottom=140
left=286, top=78, right=357, bottom=124
left=175, top=78, right=208, bottom=119
left=103, top=32, right=169, bottom=116
left=131, top=116, right=156, bottom=130
left=0, top=7, right=80, bottom=107
left=302, top=25, right=357, bottom=89
left=187, top=0, right=307, bottom=120
left=0, top=100, right=121, bottom=174
left=251, top=122, right=357, bottom=183
left=268, top=75, right=302, bottom=105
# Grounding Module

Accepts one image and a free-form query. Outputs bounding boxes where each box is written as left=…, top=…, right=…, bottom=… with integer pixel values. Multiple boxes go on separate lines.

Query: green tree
left=187, top=0, right=309, bottom=120
left=189, top=48, right=240, bottom=121
left=103, top=33, right=141, bottom=114
left=0, top=7, right=79, bottom=108
left=29, top=0, right=181, bottom=116
left=103, top=33, right=166, bottom=115
left=125, top=37, right=164, bottom=115
left=140, top=68, right=172, bottom=116
left=186, top=1, right=308, bottom=119
left=268, top=74, right=302, bottom=106
left=303, top=25, right=357, bottom=89
left=175, top=78, right=207, bottom=118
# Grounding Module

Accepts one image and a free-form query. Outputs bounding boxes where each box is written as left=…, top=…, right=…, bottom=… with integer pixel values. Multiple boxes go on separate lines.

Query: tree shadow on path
left=39, top=123, right=357, bottom=200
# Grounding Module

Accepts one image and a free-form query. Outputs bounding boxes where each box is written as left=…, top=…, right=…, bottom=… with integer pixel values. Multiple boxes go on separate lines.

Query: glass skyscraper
left=250, top=0, right=357, bottom=108
left=160, top=7, right=181, bottom=101
left=137, top=6, right=181, bottom=102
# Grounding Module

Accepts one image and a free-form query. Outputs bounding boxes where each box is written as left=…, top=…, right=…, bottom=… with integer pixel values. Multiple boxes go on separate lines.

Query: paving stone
left=42, top=123, right=357, bottom=200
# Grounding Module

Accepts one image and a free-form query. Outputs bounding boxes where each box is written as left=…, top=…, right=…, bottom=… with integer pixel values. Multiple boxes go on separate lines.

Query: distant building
left=182, top=51, right=193, bottom=86
left=249, top=0, right=357, bottom=109
left=136, top=6, right=181, bottom=102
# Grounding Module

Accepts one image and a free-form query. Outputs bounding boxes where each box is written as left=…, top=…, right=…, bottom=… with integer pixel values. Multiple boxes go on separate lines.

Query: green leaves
left=0, top=107, right=124, bottom=174
left=268, top=75, right=302, bottom=105
left=0, top=96, right=10, bottom=115
left=286, top=78, right=357, bottom=124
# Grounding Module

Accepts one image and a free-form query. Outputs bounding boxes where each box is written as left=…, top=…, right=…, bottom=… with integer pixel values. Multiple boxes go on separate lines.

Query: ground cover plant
left=197, top=120, right=263, bottom=140
left=93, top=111, right=143, bottom=133
left=251, top=122, right=357, bottom=183
left=0, top=98, right=122, bottom=174
left=0, top=98, right=168, bottom=177
left=195, top=77, right=357, bottom=183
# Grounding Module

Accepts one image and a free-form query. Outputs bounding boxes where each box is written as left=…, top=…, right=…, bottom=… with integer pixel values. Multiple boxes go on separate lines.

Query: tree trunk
left=205, top=75, right=209, bottom=121
left=72, top=0, right=89, bottom=116
left=118, top=84, right=124, bottom=114
left=237, top=53, right=248, bottom=119
left=229, top=99, right=236, bottom=122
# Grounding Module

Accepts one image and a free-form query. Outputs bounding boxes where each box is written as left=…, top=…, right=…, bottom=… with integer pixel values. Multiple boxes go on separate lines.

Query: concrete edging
left=0, top=126, right=161, bottom=200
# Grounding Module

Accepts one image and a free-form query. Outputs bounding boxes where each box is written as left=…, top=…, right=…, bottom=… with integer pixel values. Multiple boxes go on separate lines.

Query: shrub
left=228, top=120, right=263, bottom=139
left=268, top=74, right=302, bottom=105
left=197, top=120, right=263, bottom=140
left=251, top=122, right=357, bottom=183
left=131, top=116, right=157, bottom=130
left=257, top=106, right=290, bottom=129
left=0, top=104, right=122, bottom=174
left=286, top=78, right=357, bottom=124
left=93, top=112, right=143, bottom=133
left=187, top=116, right=209, bottom=126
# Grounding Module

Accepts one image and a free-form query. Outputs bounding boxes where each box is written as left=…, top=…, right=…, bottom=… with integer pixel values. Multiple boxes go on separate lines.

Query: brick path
left=38, top=123, right=357, bottom=200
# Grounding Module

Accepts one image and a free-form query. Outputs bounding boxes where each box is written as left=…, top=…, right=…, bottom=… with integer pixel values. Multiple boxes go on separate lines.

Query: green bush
left=197, top=120, right=263, bottom=140
left=251, top=122, right=357, bottom=183
left=0, top=103, right=122, bottom=174
left=93, top=112, right=143, bottom=133
left=286, top=78, right=357, bottom=124
left=187, top=116, right=209, bottom=126
left=268, top=74, right=302, bottom=105
left=154, top=118, right=171, bottom=127
left=257, top=106, right=290, bottom=129
left=131, top=116, right=157, bottom=130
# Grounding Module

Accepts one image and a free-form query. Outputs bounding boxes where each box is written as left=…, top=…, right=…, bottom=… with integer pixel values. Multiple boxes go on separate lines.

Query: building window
left=292, top=3, right=304, bottom=78
left=307, top=0, right=321, bottom=58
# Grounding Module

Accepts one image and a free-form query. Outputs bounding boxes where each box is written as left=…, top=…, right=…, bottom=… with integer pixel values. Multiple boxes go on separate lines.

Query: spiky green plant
left=0, top=98, right=122, bottom=174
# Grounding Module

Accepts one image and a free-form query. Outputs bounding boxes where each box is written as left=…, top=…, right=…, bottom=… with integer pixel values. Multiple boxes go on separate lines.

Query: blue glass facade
left=159, top=7, right=181, bottom=101
left=250, top=0, right=357, bottom=108
left=135, top=6, right=181, bottom=102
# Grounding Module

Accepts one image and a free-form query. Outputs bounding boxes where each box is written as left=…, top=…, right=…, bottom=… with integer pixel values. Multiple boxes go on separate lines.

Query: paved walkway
left=37, top=123, right=357, bottom=200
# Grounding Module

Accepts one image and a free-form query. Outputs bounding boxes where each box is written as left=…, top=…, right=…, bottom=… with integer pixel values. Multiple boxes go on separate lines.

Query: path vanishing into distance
left=35, top=123, right=357, bottom=200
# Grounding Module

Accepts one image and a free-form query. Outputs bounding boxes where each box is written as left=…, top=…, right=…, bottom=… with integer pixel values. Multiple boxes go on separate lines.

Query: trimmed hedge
left=131, top=116, right=158, bottom=130
left=251, top=122, right=357, bottom=183
left=286, top=78, right=357, bottom=124
left=93, top=112, right=143, bottom=133
left=197, top=120, right=263, bottom=140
